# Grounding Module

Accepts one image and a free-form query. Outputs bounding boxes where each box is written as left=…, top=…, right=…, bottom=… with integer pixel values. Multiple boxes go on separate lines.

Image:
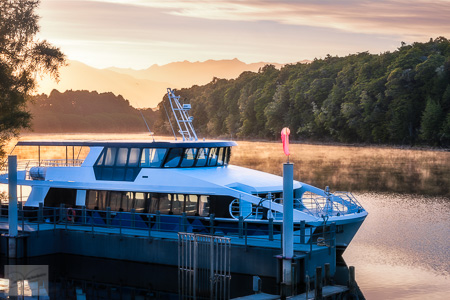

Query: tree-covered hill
left=28, top=90, right=156, bottom=133
left=153, top=37, right=450, bottom=146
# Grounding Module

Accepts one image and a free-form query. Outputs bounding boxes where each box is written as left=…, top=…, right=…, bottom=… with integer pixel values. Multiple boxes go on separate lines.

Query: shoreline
left=16, top=131, right=450, bottom=152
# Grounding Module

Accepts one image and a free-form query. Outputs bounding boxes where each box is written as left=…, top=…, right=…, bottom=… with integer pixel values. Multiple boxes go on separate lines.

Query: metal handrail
left=0, top=206, right=336, bottom=249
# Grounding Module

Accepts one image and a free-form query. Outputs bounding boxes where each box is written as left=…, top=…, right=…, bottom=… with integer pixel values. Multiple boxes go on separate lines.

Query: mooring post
left=349, top=266, right=356, bottom=296
left=282, top=162, right=294, bottom=296
left=8, top=156, right=18, bottom=259
left=315, top=266, right=323, bottom=300
left=300, top=220, right=305, bottom=244
left=324, top=263, right=331, bottom=286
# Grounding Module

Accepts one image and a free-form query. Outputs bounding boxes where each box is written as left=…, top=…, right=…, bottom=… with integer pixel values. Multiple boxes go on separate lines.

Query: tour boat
left=0, top=89, right=367, bottom=253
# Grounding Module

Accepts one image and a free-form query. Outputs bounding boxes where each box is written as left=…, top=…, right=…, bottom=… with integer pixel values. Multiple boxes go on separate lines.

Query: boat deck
left=0, top=217, right=325, bottom=253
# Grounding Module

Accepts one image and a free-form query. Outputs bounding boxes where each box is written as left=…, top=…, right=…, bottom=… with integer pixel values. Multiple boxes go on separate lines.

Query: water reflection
left=344, top=193, right=450, bottom=300
left=0, top=254, right=363, bottom=299
left=0, top=254, right=278, bottom=299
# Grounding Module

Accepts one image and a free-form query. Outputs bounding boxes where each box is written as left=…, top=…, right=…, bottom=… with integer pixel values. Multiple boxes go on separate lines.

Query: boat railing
left=229, top=198, right=265, bottom=220
left=0, top=205, right=337, bottom=252
left=0, top=159, right=84, bottom=178
left=299, top=191, right=364, bottom=217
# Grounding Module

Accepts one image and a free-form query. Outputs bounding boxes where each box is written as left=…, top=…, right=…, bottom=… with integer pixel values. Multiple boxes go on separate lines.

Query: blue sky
left=37, top=0, right=450, bottom=69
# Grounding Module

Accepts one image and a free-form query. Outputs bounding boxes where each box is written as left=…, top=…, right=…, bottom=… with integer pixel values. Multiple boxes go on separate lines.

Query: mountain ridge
left=36, top=58, right=289, bottom=108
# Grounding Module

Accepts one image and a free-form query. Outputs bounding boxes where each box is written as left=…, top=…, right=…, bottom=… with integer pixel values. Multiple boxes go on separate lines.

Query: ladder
left=167, top=88, right=198, bottom=141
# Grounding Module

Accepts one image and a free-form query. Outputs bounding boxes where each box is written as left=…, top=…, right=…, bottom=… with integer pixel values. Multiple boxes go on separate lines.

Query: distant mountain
left=107, top=58, right=284, bottom=87
left=36, top=60, right=171, bottom=108
left=36, top=59, right=285, bottom=108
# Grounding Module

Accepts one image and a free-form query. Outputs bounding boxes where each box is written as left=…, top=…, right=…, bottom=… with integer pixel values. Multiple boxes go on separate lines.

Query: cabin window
left=149, top=193, right=160, bottom=213
left=164, top=148, right=183, bottom=167
left=109, top=192, right=123, bottom=211
left=199, top=195, right=210, bottom=216
left=134, top=192, right=146, bottom=212
left=94, top=147, right=142, bottom=181
left=158, top=194, right=171, bottom=214
left=140, top=148, right=167, bottom=167
left=224, top=147, right=231, bottom=165
left=196, top=148, right=209, bottom=167
left=185, top=195, right=198, bottom=216
left=95, top=151, right=105, bottom=166
left=128, top=148, right=141, bottom=167
left=116, top=148, right=129, bottom=167
left=170, top=194, right=184, bottom=215
left=85, top=190, right=211, bottom=216
left=104, top=148, right=117, bottom=166
left=180, top=148, right=197, bottom=167
left=208, top=148, right=218, bottom=166
left=44, top=188, right=76, bottom=208
left=217, top=147, right=224, bottom=166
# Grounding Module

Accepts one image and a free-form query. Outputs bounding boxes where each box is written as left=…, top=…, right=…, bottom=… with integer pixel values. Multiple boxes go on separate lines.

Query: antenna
left=166, top=88, right=198, bottom=141
left=139, top=110, right=155, bottom=142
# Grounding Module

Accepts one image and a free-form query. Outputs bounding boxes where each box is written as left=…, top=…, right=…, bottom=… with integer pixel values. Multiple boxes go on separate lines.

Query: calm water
left=344, top=193, right=450, bottom=300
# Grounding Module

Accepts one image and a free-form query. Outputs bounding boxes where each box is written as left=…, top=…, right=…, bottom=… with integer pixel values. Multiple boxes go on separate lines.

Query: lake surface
left=344, top=193, right=450, bottom=300
left=1, top=134, right=449, bottom=298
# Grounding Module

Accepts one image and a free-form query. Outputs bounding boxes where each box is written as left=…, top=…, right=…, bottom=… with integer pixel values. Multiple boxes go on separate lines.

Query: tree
left=419, top=98, right=444, bottom=144
left=0, top=0, right=65, bottom=157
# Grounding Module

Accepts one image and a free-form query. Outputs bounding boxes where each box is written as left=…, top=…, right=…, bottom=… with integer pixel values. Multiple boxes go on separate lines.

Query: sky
left=37, top=0, right=450, bottom=69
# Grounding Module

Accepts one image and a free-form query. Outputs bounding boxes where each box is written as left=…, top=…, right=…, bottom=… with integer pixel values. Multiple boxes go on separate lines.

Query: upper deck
left=2, top=139, right=238, bottom=182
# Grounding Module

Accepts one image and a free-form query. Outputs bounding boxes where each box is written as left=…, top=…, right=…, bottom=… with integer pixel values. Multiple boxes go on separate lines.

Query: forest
left=30, top=38, right=450, bottom=146
left=151, top=37, right=450, bottom=146
left=29, top=90, right=157, bottom=133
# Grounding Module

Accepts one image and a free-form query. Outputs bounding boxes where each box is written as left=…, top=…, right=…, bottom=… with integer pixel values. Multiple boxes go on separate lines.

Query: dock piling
left=324, top=263, right=331, bottom=286
left=315, top=266, right=323, bottom=300
left=8, top=156, right=18, bottom=258
left=282, top=162, right=294, bottom=293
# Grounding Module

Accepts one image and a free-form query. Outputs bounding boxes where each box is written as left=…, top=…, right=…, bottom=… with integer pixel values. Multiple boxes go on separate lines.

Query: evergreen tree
left=0, top=0, right=65, bottom=157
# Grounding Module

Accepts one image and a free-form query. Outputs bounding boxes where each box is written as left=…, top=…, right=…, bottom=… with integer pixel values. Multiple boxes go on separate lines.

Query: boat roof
left=16, top=140, right=237, bottom=148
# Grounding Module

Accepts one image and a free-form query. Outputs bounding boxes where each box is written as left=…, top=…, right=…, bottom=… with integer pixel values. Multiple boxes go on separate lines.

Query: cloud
left=91, top=0, right=450, bottom=39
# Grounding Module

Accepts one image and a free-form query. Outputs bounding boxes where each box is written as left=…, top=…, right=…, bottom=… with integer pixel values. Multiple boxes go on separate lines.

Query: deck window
left=185, top=195, right=198, bottom=216
left=208, top=148, right=218, bottom=166
left=85, top=190, right=211, bottom=216
left=199, top=195, right=210, bottom=216
left=104, top=148, right=117, bottom=166
left=196, top=148, right=209, bottom=167
left=170, top=194, right=184, bottom=215
left=164, top=148, right=183, bottom=168
left=217, top=147, right=224, bottom=166
left=140, top=148, right=167, bottom=167
left=116, top=148, right=129, bottom=166
left=134, top=192, right=146, bottom=212
left=128, top=148, right=141, bottom=167
left=181, top=148, right=197, bottom=167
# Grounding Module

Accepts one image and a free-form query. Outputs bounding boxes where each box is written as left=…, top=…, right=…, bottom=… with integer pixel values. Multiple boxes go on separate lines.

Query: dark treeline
left=154, top=37, right=450, bottom=146
left=29, top=90, right=157, bottom=133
